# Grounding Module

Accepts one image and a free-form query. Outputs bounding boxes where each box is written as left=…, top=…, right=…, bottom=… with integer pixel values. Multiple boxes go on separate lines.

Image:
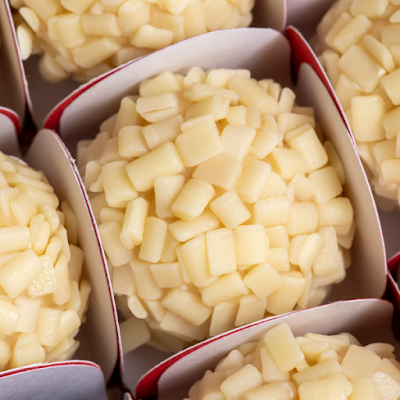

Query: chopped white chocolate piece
left=264, top=323, right=305, bottom=372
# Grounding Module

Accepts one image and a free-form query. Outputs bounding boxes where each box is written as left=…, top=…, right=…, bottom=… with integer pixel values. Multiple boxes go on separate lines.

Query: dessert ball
left=78, top=68, right=355, bottom=354
left=0, top=151, right=91, bottom=370
left=313, top=0, right=400, bottom=210
left=11, top=0, right=254, bottom=83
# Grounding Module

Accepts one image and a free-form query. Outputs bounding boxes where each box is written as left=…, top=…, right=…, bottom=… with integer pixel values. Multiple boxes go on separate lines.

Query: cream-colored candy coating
left=314, top=0, right=400, bottom=210
left=0, top=152, right=90, bottom=371
left=184, top=323, right=400, bottom=400
left=78, top=68, right=355, bottom=354
left=12, top=0, right=255, bottom=83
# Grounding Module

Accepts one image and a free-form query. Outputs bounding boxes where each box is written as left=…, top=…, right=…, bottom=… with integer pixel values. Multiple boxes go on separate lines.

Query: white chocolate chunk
left=128, top=295, right=148, bottom=319
left=28, top=256, right=57, bottom=298
left=229, top=77, right=278, bottom=114
left=351, top=0, right=389, bottom=17
left=209, top=302, right=239, bottom=337
left=252, top=128, right=283, bottom=159
left=235, top=295, right=266, bottom=327
left=120, top=197, right=149, bottom=249
left=351, top=96, right=386, bottom=142
left=220, top=364, right=264, bottom=400
left=290, top=173, right=315, bottom=201
left=252, top=197, right=290, bottom=227
left=161, top=288, right=212, bottom=326
left=150, top=263, right=182, bottom=288
left=341, top=345, right=381, bottom=378
left=339, top=45, right=386, bottom=93
left=268, top=148, right=306, bottom=180
left=289, top=127, right=328, bottom=173
left=131, top=259, right=162, bottom=300
left=176, top=121, right=222, bottom=167
left=113, top=264, right=135, bottom=296
left=234, top=225, right=269, bottom=265
left=172, top=179, right=215, bottom=221
left=0, top=226, right=30, bottom=254
left=0, top=300, right=20, bottom=335
left=99, top=221, right=133, bottom=267
left=260, top=346, right=290, bottom=382
left=349, top=378, right=380, bottom=400
left=294, top=358, right=342, bottom=385
left=154, top=175, right=185, bottom=220
left=120, top=317, right=151, bottom=354
left=237, top=159, right=271, bottom=203
left=0, top=250, right=44, bottom=299
left=160, top=232, right=180, bottom=263
left=35, top=307, right=62, bottom=347
left=168, top=210, right=221, bottom=242
left=139, top=217, right=168, bottom=264
left=266, top=247, right=290, bottom=272
left=102, top=161, right=138, bottom=208
left=160, top=311, right=209, bottom=341
left=265, top=225, right=289, bottom=249
left=142, top=115, right=183, bottom=150
left=264, top=323, right=305, bottom=372
left=221, top=125, right=256, bottom=163
left=192, top=155, right=242, bottom=190
left=286, top=202, right=319, bottom=236
left=9, top=334, right=45, bottom=369
left=318, top=198, right=354, bottom=226
left=206, top=228, right=237, bottom=276
left=72, top=39, right=121, bottom=69
left=215, top=350, right=245, bottom=371
left=298, top=378, right=346, bottom=400
left=180, top=233, right=217, bottom=288
left=126, top=142, right=185, bottom=191
left=266, top=272, right=306, bottom=315
left=244, top=263, right=283, bottom=299
left=202, top=272, right=248, bottom=307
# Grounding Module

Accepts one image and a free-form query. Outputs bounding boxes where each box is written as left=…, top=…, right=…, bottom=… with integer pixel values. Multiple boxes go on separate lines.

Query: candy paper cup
left=0, top=129, right=118, bottom=398
left=41, top=27, right=387, bottom=394
left=137, top=298, right=397, bottom=400
left=0, top=0, right=26, bottom=129
left=285, top=0, right=400, bottom=259
left=0, top=0, right=287, bottom=128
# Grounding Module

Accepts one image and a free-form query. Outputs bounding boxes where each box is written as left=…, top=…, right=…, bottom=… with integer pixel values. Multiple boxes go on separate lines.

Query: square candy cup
left=41, top=27, right=388, bottom=394
left=0, top=0, right=287, bottom=128
left=0, top=128, right=119, bottom=398
left=138, top=299, right=397, bottom=400
left=283, top=0, right=400, bottom=261
left=0, top=361, right=108, bottom=400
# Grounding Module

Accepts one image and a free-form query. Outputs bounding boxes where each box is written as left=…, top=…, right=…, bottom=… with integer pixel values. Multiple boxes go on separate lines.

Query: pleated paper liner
left=41, top=27, right=387, bottom=394
left=0, top=129, right=119, bottom=398
left=136, top=299, right=397, bottom=400
left=0, top=0, right=26, bottom=130
left=0, top=0, right=287, bottom=128
left=285, top=8, right=400, bottom=259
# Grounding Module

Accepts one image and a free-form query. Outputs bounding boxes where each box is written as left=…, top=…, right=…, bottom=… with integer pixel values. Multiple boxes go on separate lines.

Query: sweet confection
left=11, top=0, right=254, bottom=82
left=0, top=151, right=91, bottom=370
left=184, top=323, right=400, bottom=400
left=313, top=0, right=400, bottom=209
left=78, top=67, right=355, bottom=354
